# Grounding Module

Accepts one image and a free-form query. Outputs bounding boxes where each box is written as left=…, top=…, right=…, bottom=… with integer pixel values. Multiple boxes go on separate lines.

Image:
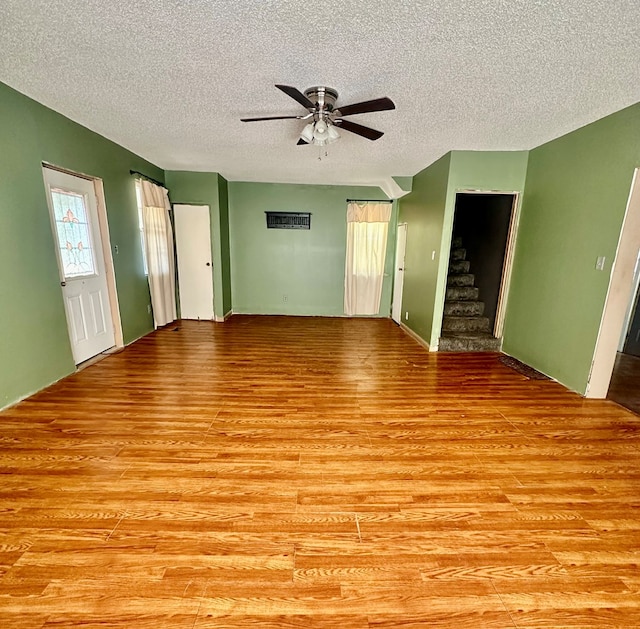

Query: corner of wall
left=399, top=321, right=431, bottom=351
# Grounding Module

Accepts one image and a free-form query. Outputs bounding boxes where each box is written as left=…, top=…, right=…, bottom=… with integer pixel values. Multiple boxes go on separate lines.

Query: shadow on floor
left=607, top=352, right=640, bottom=415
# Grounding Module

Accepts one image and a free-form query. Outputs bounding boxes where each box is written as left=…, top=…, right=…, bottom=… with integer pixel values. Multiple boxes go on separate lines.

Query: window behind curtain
left=344, top=202, right=392, bottom=316
left=135, top=180, right=148, bottom=275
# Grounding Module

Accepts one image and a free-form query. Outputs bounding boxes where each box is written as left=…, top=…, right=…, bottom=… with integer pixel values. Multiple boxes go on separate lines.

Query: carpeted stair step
left=446, top=286, right=479, bottom=301
left=449, top=259, right=470, bottom=274
left=442, top=235, right=501, bottom=353
left=450, top=247, right=467, bottom=261
left=439, top=332, right=502, bottom=352
left=442, top=315, right=491, bottom=332
left=444, top=300, right=485, bottom=316
left=447, top=273, right=475, bottom=287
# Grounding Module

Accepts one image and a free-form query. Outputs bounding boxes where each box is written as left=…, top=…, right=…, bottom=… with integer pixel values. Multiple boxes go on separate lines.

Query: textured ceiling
left=1, top=1, right=639, bottom=193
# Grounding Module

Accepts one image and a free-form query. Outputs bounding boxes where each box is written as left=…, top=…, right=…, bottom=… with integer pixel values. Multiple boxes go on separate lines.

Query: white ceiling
left=2, top=1, right=639, bottom=193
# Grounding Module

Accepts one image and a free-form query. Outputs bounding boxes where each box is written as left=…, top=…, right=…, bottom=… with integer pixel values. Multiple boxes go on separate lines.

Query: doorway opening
left=621, top=270, right=640, bottom=357
left=588, top=168, right=640, bottom=404
left=439, top=192, right=518, bottom=351
left=606, top=243, right=640, bottom=414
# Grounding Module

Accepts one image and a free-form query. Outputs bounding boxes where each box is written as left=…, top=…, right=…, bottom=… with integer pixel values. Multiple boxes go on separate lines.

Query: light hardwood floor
left=1, top=316, right=640, bottom=628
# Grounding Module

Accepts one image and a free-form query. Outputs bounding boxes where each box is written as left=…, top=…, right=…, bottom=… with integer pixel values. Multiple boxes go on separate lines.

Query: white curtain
left=139, top=180, right=177, bottom=328
left=344, top=202, right=392, bottom=316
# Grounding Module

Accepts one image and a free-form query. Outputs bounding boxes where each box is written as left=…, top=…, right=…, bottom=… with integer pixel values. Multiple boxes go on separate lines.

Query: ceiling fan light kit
left=300, top=119, right=340, bottom=146
left=241, top=84, right=395, bottom=147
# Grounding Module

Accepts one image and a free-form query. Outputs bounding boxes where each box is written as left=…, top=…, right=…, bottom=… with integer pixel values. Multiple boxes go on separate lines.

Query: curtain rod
left=130, top=170, right=165, bottom=188
left=346, top=198, right=393, bottom=203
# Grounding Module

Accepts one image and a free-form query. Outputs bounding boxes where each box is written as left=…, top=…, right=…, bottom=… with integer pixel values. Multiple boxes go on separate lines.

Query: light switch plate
left=596, top=256, right=606, bottom=271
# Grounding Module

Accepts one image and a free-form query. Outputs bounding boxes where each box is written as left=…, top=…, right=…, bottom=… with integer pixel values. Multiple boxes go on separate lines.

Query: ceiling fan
left=241, top=85, right=395, bottom=146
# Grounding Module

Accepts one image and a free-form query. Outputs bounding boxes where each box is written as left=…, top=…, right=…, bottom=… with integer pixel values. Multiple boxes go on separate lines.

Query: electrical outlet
left=283, top=294, right=288, bottom=303
left=147, top=304, right=151, bottom=314
left=114, top=244, right=119, bottom=254
left=405, top=311, right=409, bottom=320
left=595, top=256, right=606, bottom=271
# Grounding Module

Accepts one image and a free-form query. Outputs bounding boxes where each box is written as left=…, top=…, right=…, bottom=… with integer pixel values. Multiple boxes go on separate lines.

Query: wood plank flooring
left=1, top=315, right=639, bottom=628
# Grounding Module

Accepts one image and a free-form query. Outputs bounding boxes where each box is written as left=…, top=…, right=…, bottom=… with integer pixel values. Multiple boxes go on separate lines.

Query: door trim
left=493, top=193, right=520, bottom=338
left=93, top=178, right=123, bottom=349
left=42, top=164, right=123, bottom=357
left=587, top=168, right=640, bottom=397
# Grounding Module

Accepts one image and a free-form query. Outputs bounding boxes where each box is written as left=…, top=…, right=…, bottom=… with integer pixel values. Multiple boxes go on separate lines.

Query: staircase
left=439, top=237, right=502, bottom=352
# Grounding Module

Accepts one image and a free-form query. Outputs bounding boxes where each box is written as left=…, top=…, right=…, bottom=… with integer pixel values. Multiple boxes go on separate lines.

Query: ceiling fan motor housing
left=304, top=86, right=338, bottom=119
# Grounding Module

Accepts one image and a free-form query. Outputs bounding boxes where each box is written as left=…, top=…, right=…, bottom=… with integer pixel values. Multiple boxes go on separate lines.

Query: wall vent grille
left=265, top=212, right=311, bottom=230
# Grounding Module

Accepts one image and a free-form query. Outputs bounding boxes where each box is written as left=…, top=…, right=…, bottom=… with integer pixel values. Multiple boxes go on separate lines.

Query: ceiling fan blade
left=336, top=97, right=395, bottom=117
left=241, top=115, right=304, bottom=122
left=275, top=84, right=315, bottom=110
left=296, top=138, right=309, bottom=145
left=335, top=119, right=384, bottom=141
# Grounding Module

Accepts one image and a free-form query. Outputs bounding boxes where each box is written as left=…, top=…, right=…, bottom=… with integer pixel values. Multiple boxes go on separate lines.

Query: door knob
left=60, top=281, right=66, bottom=286
left=206, top=262, right=211, bottom=266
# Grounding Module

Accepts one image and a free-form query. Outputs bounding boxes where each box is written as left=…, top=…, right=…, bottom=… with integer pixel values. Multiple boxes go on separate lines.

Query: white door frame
left=42, top=163, right=123, bottom=356
left=494, top=192, right=520, bottom=338
left=392, top=223, right=407, bottom=324
left=453, top=190, right=522, bottom=338
left=93, top=178, right=123, bottom=348
left=587, top=168, right=640, bottom=398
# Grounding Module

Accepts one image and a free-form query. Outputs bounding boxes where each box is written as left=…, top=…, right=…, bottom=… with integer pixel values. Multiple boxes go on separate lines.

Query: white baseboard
left=398, top=321, right=431, bottom=351
left=215, top=310, right=233, bottom=323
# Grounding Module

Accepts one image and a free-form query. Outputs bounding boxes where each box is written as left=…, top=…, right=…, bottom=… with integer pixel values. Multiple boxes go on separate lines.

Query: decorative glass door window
left=51, top=188, right=96, bottom=278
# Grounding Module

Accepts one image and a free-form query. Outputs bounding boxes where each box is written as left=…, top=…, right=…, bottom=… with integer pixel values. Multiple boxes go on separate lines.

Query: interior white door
left=173, top=204, right=215, bottom=320
left=43, top=168, right=115, bottom=364
left=392, top=223, right=407, bottom=324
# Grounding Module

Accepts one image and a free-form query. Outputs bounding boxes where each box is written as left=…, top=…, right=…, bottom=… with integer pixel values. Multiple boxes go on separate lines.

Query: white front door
left=392, top=223, right=407, bottom=324
left=173, top=204, right=215, bottom=320
left=43, top=168, right=116, bottom=364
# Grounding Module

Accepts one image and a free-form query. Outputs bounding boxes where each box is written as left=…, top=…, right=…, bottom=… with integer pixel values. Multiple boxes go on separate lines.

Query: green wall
left=399, top=151, right=529, bottom=346
left=398, top=153, right=451, bottom=344
left=503, top=103, right=640, bottom=393
left=228, top=182, right=395, bottom=316
left=164, top=171, right=232, bottom=319
left=0, top=81, right=162, bottom=409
